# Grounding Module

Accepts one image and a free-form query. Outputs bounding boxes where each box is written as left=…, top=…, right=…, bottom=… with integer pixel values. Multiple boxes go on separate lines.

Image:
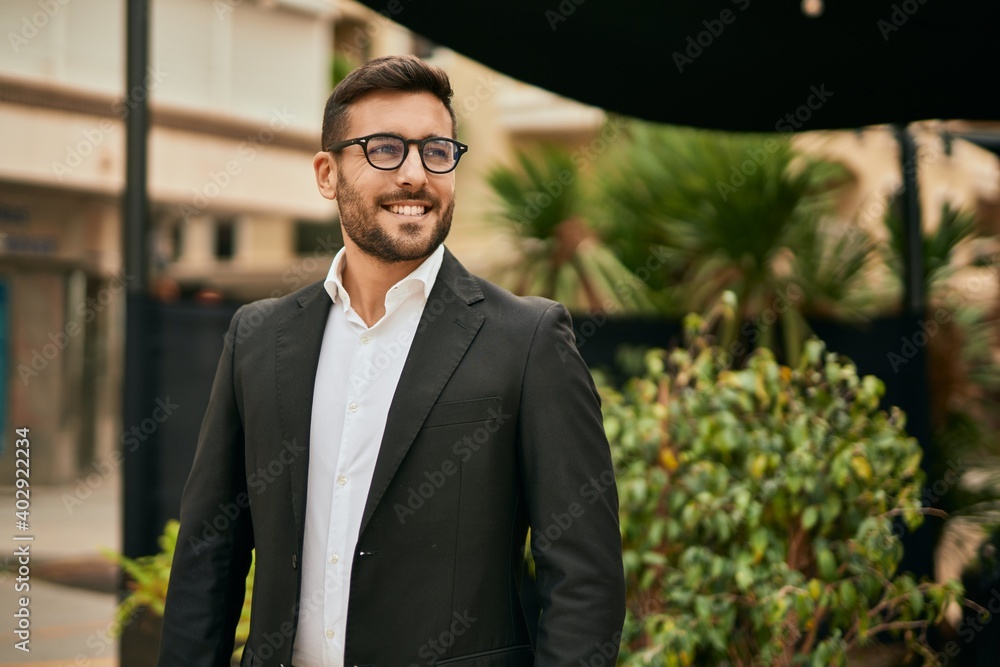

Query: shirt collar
left=324, top=244, right=446, bottom=309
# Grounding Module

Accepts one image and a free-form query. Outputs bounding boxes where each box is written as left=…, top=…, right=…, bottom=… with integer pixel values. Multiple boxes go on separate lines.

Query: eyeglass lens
left=366, top=135, right=459, bottom=172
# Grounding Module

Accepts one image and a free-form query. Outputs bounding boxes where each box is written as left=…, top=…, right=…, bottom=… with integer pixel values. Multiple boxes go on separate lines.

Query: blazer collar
left=276, top=280, right=332, bottom=537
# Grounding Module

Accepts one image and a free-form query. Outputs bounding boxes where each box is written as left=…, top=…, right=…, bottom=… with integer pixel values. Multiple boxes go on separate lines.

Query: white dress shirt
left=291, top=244, right=445, bottom=667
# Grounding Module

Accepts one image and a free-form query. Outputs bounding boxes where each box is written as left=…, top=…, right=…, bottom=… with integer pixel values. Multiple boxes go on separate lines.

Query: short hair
left=321, top=54, right=457, bottom=150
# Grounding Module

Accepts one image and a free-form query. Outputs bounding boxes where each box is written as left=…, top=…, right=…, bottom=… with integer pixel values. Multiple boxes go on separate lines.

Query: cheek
left=342, top=175, right=379, bottom=204
left=351, top=170, right=372, bottom=189
left=432, top=178, right=456, bottom=202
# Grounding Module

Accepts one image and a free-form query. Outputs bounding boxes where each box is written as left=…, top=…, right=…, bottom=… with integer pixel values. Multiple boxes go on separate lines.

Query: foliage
left=594, top=123, right=879, bottom=362
left=103, top=520, right=179, bottom=630
left=600, top=314, right=964, bottom=666
left=883, top=201, right=980, bottom=296
left=105, top=519, right=254, bottom=658
left=486, top=122, right=883, bottom=361
left=486, top=143, right=657, bottom=313
left=882, top=199, right=1000, bottom=549
left=331, top=51, right=359, bottom=88
left=881, top=200, right=1000, bottom=427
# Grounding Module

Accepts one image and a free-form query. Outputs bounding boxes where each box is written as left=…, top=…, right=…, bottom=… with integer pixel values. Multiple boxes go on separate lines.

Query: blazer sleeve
left=158, top=306, right=254, bottom=667
left=517, top=302, right=626, bottom=665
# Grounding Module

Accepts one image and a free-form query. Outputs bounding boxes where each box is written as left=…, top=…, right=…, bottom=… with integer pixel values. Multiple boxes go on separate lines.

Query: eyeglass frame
left=326, top=133, right=469, bottom=174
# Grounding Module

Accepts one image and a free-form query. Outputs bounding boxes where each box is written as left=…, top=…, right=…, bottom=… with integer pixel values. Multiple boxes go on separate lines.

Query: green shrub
left=602, top=317, right=963, bottom=666
left=106, top=519, right=253, bottom=660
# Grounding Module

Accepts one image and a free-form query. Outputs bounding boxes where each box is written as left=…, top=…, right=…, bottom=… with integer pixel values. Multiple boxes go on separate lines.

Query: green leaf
left=839, top=581, right=857, bottom=607
left=802, top=506, right=819, bottom=531
left=817, top=548, right=837, bottom=581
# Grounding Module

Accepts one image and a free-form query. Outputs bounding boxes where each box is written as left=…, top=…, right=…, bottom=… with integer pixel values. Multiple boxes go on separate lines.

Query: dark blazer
left=158, top=248, right=625, bottom=667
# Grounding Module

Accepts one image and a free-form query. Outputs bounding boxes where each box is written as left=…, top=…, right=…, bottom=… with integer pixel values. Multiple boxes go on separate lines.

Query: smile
left=385, top=204, right=429, bottom=216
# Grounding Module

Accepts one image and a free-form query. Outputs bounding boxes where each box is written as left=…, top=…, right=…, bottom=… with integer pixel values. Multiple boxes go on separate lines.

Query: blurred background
left=1, top=0, right=999, bottom=665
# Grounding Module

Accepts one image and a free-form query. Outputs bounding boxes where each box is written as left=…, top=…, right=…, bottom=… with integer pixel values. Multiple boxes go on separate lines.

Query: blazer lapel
left=275, top=282, right=332, bottom=537
left=358, top=248, right=485, bottom=536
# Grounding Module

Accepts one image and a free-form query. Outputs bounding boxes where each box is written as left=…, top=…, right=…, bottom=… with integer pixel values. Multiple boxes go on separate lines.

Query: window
left=295, top=218, right=342, bottom=256
left=215, top=218, right=236, bottom=260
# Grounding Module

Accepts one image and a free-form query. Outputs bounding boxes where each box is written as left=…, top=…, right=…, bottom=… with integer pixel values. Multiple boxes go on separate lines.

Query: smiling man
left=158, top=55, right=625, bottom=667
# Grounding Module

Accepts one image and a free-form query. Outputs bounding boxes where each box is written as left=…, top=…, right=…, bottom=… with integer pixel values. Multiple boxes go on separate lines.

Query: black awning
left=357, top=0, right=999, bottom=131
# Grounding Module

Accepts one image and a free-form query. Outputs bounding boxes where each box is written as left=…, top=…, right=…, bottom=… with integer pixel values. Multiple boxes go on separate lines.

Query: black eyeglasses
left=327, top=133, right=469, bottom=174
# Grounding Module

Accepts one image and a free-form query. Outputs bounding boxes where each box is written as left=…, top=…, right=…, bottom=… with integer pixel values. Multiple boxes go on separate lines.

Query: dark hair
left=321, top=54, right=457, bottom=151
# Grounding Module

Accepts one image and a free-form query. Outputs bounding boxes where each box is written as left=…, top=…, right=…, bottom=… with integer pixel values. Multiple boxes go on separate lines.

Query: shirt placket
left=325, top=318, right=375, bottom=662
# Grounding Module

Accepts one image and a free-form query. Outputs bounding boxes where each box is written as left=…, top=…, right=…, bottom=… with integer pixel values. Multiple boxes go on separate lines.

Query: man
left=159, top=54, right=625, bottom=667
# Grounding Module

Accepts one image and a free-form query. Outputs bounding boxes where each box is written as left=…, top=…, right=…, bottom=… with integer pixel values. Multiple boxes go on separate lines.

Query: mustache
left=376, top=189, right=440, bottom=207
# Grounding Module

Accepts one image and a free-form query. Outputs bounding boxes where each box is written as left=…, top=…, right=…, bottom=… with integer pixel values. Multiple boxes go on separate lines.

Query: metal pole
left=893, top=123, right=934, bottom=580
left=894, top=124, right=925, bottom=317
left=122, top=0, right=154, bottom=560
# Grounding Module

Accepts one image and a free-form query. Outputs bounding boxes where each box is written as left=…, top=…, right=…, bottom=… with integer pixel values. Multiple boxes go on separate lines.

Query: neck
left=340, top=241, right=426, bottom=327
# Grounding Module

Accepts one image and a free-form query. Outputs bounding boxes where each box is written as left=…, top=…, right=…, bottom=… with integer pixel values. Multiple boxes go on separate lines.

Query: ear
left=313, top=151, right=338, bottom=200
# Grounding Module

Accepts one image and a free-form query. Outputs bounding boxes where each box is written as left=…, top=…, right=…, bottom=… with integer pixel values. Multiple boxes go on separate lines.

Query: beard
left=336, top=167, right=454, bottom=264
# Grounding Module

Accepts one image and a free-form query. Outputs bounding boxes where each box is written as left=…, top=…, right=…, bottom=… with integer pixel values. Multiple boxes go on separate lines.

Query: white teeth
left=388, top=205, right=427, bottom=216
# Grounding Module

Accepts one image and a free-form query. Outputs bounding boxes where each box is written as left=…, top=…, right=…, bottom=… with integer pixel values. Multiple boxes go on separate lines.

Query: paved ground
left=0, top=468, right=121, bottom=666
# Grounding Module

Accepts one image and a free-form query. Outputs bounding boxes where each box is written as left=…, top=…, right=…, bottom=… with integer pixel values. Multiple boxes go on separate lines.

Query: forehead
left=346, top=90, right=453, bottom=138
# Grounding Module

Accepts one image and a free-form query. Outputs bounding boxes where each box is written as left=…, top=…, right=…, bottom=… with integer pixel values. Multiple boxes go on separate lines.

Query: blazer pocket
left=422, top=396, right=502, bottom=429
left=435, top=644, right=534, bottom=666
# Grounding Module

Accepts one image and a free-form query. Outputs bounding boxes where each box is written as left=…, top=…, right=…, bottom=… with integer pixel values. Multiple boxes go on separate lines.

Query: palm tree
left=486, top=143, right=656, bottom=314
left=883, top=201, right=1000, bottom=430
left=594, top=122, right=877, bottom=360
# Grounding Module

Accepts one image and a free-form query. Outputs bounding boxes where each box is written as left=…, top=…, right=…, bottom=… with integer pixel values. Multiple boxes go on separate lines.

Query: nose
left=394, top=144, right=428, bottom=190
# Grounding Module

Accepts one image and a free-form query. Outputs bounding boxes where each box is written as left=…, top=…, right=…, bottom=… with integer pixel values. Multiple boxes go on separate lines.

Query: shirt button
left=348, top=402, right=359, bottom=413
left=326, top=628, right=335, bottom=639
left=330, top=552, right=340, bottom=564
left=360, top=334, right=370, bottom=344
left=337, top=475, right=347, bottom=485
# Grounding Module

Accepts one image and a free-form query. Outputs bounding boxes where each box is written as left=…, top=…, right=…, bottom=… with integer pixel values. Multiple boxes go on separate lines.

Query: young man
left=159, top=54, right=625, bottom=667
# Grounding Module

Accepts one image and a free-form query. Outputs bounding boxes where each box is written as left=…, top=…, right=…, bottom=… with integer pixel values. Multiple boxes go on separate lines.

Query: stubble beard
left=336, top=171, right=454, bottom=264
